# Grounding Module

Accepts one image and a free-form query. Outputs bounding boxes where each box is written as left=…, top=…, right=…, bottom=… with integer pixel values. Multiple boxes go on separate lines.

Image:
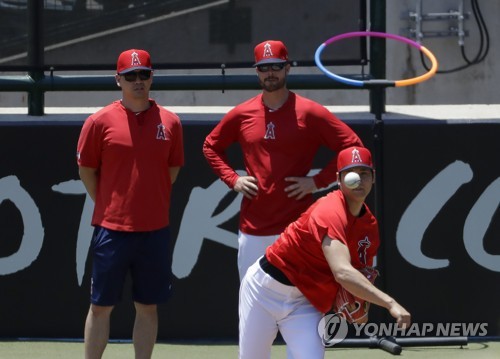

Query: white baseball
left=344, top=172, right=361, bottom=189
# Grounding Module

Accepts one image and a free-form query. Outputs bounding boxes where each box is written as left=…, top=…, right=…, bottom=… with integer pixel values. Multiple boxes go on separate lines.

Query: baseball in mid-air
left=343, top=172, right=361, bottom=189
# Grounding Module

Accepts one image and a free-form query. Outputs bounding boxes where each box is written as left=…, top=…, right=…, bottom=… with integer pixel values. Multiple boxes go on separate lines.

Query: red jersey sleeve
left=167, top=113, right=185, bottom=167
left=202, top=108, right=243, bottom=188
left=77, top=115, right=102, bottom=169
left=305, top=104, right=364, bottom=189
left=308, top=193, right=349, bottom=247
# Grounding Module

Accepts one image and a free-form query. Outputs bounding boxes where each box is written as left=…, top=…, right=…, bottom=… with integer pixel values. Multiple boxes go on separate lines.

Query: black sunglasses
left=121, top=70, right=152, bottom=82
left=256, top=63, right=286, bottom=72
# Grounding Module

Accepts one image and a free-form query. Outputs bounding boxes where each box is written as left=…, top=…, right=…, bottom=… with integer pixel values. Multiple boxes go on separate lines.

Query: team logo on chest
left=156, top=124, right=167, bottom=140
left=357, top=236, right=371, bottom=265
left=264, top=121, right=276, bottom=139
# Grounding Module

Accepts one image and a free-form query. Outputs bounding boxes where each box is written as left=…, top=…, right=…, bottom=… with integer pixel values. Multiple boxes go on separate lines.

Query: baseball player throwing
left=238, top=146, right=411, bottom=358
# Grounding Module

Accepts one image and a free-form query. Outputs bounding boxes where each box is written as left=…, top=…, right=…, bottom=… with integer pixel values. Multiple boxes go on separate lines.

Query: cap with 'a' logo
left=116, top=49, right=153, bottom=74
left=337, top=147, right=374, bottom=172
left=253, top=40, right=289, bottom=66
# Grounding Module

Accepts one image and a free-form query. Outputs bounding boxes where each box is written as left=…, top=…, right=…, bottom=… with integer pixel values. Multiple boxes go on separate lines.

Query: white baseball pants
left=237, top=231, right=279, bottom=280
left=239, top=259, right=325, bottom=359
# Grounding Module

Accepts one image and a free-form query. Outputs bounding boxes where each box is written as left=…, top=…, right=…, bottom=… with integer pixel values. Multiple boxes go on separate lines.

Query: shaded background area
left=0, top=0, right=366, bottom=68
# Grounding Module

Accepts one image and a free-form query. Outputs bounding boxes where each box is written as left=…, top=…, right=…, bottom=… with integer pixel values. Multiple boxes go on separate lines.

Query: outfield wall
left=0, top=106, right=499, bottom=340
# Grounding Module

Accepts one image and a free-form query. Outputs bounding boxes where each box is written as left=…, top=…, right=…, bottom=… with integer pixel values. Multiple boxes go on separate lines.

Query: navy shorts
left=90, top=225, right=173, bottom=306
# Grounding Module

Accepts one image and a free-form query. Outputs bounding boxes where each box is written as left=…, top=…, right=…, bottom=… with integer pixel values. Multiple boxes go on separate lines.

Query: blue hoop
left=315, top=31, right=438, bottom=88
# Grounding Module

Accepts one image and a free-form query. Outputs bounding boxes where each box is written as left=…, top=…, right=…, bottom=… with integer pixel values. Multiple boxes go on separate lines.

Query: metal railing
left=0, top=0, right=386, bottom=116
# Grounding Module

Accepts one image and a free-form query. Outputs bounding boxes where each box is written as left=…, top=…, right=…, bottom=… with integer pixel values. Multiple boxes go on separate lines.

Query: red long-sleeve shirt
left=203, top=92, right=363, bottom=235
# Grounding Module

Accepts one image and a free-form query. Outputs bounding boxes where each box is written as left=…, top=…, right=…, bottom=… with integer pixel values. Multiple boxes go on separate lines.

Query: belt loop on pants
left=259, top=256, right=293, bottom=286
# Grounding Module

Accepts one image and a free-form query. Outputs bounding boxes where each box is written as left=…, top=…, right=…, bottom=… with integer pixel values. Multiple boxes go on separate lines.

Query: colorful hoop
left=315, top=31, right=438, bottom=87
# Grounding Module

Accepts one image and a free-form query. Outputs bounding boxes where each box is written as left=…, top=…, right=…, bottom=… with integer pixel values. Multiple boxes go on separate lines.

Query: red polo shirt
left=77, top=100, right=184, bottom=232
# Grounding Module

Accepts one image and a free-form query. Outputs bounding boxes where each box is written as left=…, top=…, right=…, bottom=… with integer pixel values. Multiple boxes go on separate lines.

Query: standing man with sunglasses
left=77, top=49, right=184, bottom=359
left=203, top=40, right=364, bottom=281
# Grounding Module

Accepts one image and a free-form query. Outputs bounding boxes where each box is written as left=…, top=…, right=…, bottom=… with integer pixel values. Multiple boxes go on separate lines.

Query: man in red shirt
left=77, top=49, right=184, bottom=359
left=203, top=40, right=363, bottom=280
left=239, top=146, right=411, bottom=358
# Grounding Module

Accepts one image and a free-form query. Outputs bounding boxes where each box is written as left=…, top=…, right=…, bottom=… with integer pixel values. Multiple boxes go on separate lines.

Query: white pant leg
left=279, top=302, right=324, bottom=359
left=239, top=260, right=324, bottom=359
left=239, top=261, right=278, bottom=359
left=237, top=231, right=279, bottom=280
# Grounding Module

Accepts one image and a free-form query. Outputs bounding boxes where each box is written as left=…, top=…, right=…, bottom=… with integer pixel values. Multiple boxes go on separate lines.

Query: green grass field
left=0, top=339, right=499, bottom=358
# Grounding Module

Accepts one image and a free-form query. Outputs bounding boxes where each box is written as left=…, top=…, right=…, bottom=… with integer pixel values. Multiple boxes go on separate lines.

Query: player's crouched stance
left=238, top=146, right=411, bottom=359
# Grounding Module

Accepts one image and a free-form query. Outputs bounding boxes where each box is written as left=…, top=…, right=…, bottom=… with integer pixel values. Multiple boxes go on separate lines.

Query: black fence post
left=27, top=0, right=45, bottom=116
left=369, top=0, right=388, bottom=311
